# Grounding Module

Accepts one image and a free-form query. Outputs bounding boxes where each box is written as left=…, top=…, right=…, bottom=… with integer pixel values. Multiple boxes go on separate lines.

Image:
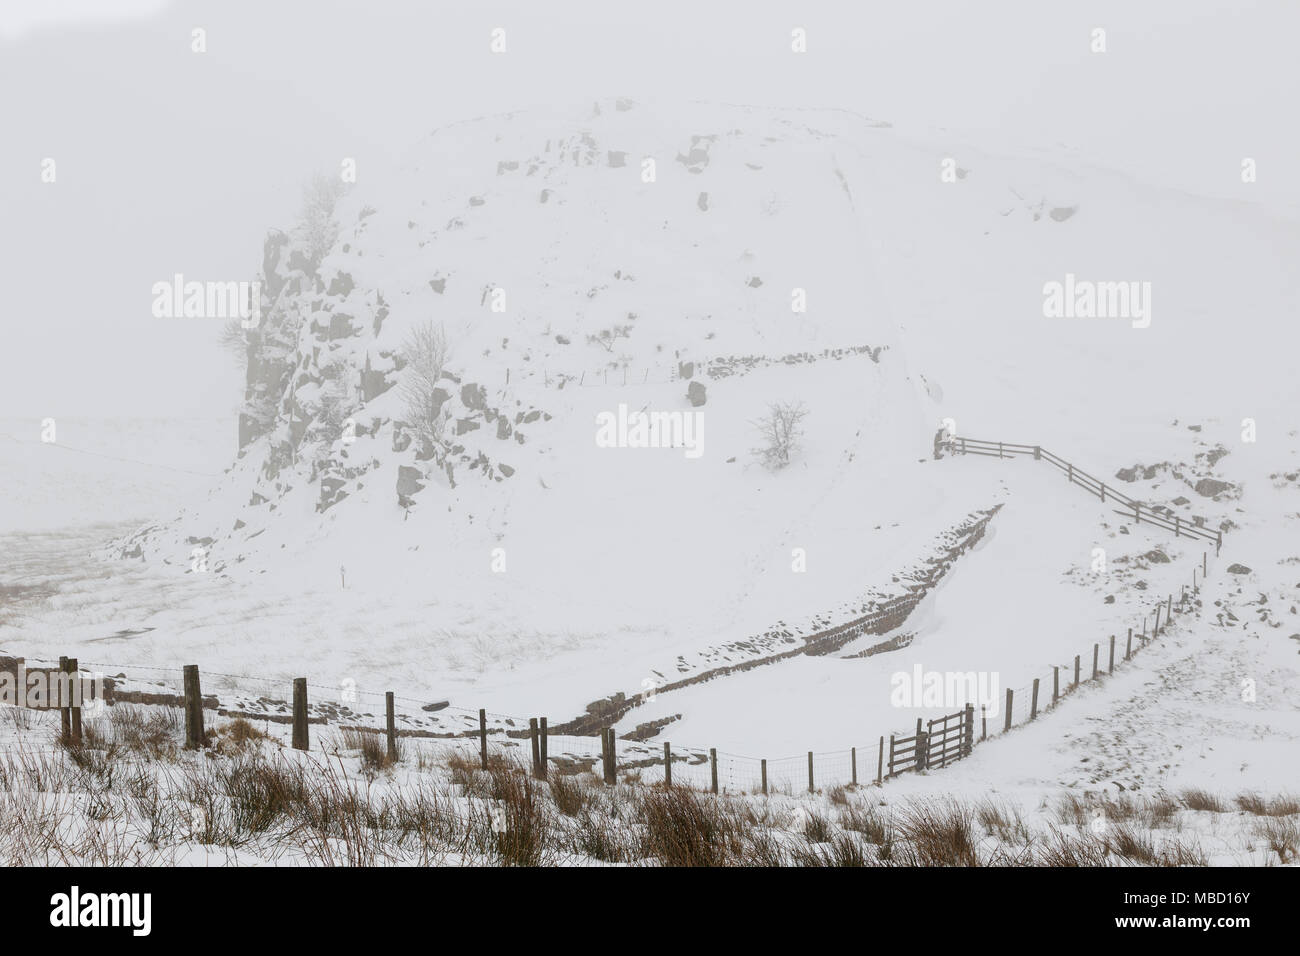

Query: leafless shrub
left=399, top=320, right=450, bottom=447
left=751, top=400, right=809, bottom=470
left=587, top=324, right=631, bottom=353
left=297, top=171, right=348, bottom=272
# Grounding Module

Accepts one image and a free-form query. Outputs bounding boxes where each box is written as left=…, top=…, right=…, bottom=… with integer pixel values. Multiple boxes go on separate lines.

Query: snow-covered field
left=3, top=91, right=1299, bottom=866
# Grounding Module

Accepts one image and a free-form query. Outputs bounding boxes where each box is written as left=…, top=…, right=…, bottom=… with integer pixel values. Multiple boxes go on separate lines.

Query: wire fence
left=0, top=530, right=1216, bottom=795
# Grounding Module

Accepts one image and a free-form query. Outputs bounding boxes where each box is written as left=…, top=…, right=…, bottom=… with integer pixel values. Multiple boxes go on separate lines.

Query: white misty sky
left=1, top=0, right=1296, bottom=421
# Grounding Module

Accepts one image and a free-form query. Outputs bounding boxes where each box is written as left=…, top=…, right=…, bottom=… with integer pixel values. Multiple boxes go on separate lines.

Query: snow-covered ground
left=2, top=95, right=1298, bottom=866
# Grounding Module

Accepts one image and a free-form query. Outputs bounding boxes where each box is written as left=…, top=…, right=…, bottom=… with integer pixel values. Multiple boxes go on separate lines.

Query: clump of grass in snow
left=1237, top=791, right=1300, bottom=817
left=1180, top=788, right=1228, bottom=813
left=341, top=727, right=401, bottom=772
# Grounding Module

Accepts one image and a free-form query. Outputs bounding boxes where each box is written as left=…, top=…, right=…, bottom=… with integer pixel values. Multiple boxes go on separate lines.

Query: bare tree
left=587, top=324, right=632, bottom=353
left=399, top=321, right=450, bottom=446
left=218, top=317, right=248, bottom=364
left=752, top=400, right=809, bottom=470
left=297, top=171, right=349, bottom=272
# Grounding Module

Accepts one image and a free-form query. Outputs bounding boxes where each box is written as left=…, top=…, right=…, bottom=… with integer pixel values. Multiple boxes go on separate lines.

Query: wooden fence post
left=761, top=758, right=768, bottom=795
left=1216, top=531, right=1222, bottom=556
left=1174, top=515, right=1181, bottom=538
left=807, top=751, right=815, bottom=793
left=479, top=708, right=488, bottom=769
left=963, top=703, right=975, bottom=756
left=539, top=718, right=548, bottom=779
left=385, top=691, right=398, bottom=763
left=1053, top=666, right=1060, bottom=704
left=1154, top=604, right=1161, bottom=636
left=529, top=717, right=540, bottom=776
left=1031, top=678, right=1040, bottom=720
left=1126, top=628, right=1133, bottom=661
left=1004, top=689, right=1013, bottom=733
left=1100, top=483, right=1106, bottom=503
left=1108, top=635, right=1116, bottom=675
left=1167, top=594, right=1173, bottom=620
left=183, top=664, right=204, bottom=750
left=877, top=737, right=884, bottom=785
left=1203, top=551, right=1207, bottom=577
left=67, top=658, right=82, bottom=746
left=291, top=677, right=308, bottom=751
left=1135, top=502, right=1141, bottom=525
left=916, top=731, right=929, bottom=771
left=1073, top=655, right=1080, bottom=688
left=59, top=656, right=70, bottom=741
left=604, top=729, right=617, bottom=785
left=1092, top=644, right=1099, bottom=681
left=710, top=748, right=718, bottom=794
left=980, top=706, right=987, bottom=742
left=1067, top=463, right=1073, bottom=484
left=663, top=741, right=671, bottom=787
left=851, top=746, right=857, bottom=786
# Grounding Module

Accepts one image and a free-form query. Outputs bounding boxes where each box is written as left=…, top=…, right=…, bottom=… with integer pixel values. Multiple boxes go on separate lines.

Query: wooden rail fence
left=951, top=437, right=1223, bottom=552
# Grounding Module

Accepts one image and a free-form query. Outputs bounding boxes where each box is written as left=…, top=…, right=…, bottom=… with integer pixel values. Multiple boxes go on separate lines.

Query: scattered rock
left=1194, top=477, right=1233, bottom=498
left=687, top=380, right=707, bottom=407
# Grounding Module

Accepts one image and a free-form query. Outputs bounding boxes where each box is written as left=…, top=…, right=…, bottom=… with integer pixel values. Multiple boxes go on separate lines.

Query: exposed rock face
left=687, top=380, right=707, bottom=407
left=1227, top=564, right=1252, bottom=575
left=396, top=465, right=425, bottom=507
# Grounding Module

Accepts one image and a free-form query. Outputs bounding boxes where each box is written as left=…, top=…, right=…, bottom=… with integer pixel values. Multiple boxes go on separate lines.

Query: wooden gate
left=886, top=704, right=974, bottom=777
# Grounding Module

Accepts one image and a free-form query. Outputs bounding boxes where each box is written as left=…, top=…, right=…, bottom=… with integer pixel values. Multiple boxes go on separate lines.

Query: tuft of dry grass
left=838, top=800, right=890, bottom=845
left=341, top=728, right=401, bottom=772
left=635, top=786, right=744, bottom=866
left=791, top=833, right=871, bottom=867
left=1254, top=816, right=1300, bottom=864
left=1180, top=788, right=1228, bottom=813
left=893, top=799, right=979, bottom=866
left=1236, top=791, right=1300, bottom=817
left=548, top=773, right=592, bottom=816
